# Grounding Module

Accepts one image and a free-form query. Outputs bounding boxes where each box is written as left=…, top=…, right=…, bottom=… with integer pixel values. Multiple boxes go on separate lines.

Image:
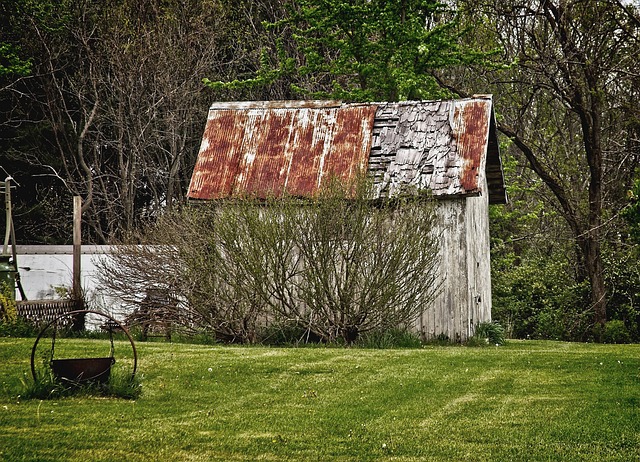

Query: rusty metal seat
left=31, top=309, right=137, bottom=386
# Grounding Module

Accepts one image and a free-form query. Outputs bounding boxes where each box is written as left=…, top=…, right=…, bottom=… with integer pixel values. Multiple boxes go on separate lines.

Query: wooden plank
left=73, top=196, right=82, bottom=302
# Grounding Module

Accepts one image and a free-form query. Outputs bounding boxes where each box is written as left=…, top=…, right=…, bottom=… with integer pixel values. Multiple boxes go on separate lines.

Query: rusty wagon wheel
left=31, top=309, right=137, bottom=385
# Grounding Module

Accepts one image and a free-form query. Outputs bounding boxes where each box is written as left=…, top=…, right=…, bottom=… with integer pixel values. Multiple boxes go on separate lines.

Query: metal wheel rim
left=30, top=309, right=138, bottom=382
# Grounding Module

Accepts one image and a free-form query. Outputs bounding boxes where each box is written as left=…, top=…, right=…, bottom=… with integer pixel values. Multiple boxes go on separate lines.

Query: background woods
left=1, top=0, right=290, bottom=243
left=1, top=0, right=639, bottom=341
left=436, top=0, right=640, bottom=339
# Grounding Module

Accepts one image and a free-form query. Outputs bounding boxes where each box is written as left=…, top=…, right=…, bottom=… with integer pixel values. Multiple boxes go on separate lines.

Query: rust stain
left=187, top=110, right=248, bottom=200
left=452, top=101, right=490, bottom=195
left=234, top=109, right=296, bottom=197
left=284, top=108, right=333, bottom=196
left=322, top=106, right=376, bottom=192
left=187, top=104, right=377, bottom=200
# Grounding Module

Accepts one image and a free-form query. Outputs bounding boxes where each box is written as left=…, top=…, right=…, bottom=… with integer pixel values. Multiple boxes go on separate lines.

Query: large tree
left=439, top=0, right=640, bottom=329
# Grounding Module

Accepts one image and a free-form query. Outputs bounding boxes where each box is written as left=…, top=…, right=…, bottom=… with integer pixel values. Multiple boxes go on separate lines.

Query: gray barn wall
left=465, top=184, right=493, bottom=338
left=415, top=190, right=492, bottom=342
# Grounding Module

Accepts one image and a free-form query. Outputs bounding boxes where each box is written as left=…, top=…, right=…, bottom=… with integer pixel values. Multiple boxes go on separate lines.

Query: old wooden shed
left=187, top=96, right=506, bottom=341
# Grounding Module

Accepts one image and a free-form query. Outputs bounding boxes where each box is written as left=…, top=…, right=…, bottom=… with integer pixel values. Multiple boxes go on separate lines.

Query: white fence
left=15, top=245, right=127, bottom=325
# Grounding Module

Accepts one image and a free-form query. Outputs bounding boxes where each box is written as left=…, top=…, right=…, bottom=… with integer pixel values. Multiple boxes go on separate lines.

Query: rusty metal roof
left=187, top=100, right=377, bottom=200
left=187, top=97, right=506, bottom=204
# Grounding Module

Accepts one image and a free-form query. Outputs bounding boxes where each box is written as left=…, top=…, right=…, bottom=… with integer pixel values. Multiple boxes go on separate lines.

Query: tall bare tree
left=2, top=0, right=290, bottom=243
left=440, top=0, right=640, bottom=328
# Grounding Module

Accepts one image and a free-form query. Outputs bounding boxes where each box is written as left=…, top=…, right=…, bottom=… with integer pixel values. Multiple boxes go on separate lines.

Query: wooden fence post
left=72, top=196, right=84, bottom=330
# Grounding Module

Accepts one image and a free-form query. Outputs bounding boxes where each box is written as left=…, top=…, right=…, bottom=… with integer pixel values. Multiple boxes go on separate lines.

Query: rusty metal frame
left=30, top=309, right=138, bottom=383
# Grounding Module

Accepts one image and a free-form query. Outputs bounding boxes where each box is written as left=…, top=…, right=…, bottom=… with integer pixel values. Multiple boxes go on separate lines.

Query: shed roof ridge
left=208, top=96, right=494, bottom=112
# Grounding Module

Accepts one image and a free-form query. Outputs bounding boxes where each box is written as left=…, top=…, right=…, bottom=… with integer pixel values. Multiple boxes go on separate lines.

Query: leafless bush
left=96, top=208, right=261, bottom=342
left=97, top=179, right=441, bottom=344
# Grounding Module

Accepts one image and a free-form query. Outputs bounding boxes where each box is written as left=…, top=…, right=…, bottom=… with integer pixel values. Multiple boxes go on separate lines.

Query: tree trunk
left=583, top=236, right=607, bottom=326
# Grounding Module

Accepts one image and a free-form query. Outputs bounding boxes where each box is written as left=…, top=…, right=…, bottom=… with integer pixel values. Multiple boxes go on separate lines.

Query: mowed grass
left=1, top=338, right=639, bottom=461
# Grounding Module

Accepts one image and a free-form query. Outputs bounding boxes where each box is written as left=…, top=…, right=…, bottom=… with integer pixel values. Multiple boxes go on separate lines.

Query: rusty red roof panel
left=187, top=102, right=377, bottom=200
left=453, top=99, right=491, bottom=196
left=324, top=106, right=376, bottom=184
left=188, top=110, right=248, bottom=199
left=232, top=108, right=296, bottom=197
left=188, top=98, right=506, bottom=204
left=452, top=98, right=506, bottom=203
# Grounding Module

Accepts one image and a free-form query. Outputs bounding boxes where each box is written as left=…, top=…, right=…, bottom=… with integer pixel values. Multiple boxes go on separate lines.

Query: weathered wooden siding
left=464, top=177, right=493, bottom=337
left=414, top=185, right=492, bottom=341
left=415, top=199, right=466, bottom=341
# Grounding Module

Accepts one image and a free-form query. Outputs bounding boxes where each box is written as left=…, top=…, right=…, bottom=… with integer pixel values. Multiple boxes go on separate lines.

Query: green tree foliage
left=489, top=150, right=592, bottom=340
left=0, top=0, right=38, bottom=77
left=0, top=43, right=30, bottom=77
left=490, top=168, right=640, bottom=342
left=205, top=0, right=488, bottom=101
left=603, top=177, right=640, bottom=341
left=624, top=179, right=640, bottom=245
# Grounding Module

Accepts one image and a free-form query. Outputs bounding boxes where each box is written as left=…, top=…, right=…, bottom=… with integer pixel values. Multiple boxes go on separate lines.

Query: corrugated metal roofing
left=187, top=97, right=506, bottom=204
left=188, top=101, right=376, bottom=200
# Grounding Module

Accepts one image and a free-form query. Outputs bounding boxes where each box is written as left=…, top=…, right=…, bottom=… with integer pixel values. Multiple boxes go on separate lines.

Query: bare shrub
left=97, top=179, right=441, bottom=344
left=96, top=207, right=262, bottom=343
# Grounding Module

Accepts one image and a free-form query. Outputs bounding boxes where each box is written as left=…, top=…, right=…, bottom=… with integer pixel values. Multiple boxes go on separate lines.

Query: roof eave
left=485, top=106, right=507, bottom=205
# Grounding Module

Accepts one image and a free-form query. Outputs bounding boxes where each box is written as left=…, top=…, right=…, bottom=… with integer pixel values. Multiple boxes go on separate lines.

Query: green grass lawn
left=1, top=338, right=639, bottom=461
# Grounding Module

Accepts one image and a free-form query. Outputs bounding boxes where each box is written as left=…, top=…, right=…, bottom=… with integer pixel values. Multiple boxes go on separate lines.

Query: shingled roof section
left=369, top=96, right=506, bottom=204
left=187, top=97, right=506, bottom=204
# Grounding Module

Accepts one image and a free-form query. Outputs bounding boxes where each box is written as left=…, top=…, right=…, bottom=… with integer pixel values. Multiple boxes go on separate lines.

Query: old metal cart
left=31, top=309, right=137, bottom=385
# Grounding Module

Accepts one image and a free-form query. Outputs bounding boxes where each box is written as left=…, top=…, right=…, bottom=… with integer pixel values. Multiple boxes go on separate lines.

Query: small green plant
left=0, top=282, right=17, bottom=322
left=602, top=320, right=632, bottom=344
left=21, top=367, right=70, bottom=400
left=468, top=322, right=506, bottom=346
left=0, top=283, right=40, bottom=337
left=104, top=366, right=143, bottom=399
